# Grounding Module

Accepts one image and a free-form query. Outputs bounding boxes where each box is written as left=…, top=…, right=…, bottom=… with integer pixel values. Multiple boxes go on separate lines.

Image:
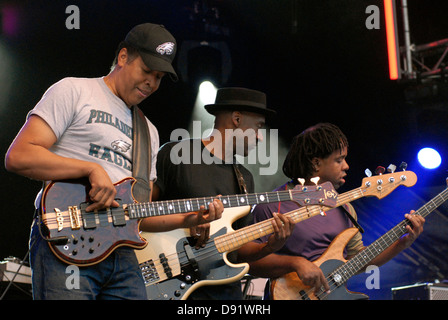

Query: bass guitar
left=271, top=177, right=446, bottom=300
left=137, top=170, right=416, bottom=300
left=39, top=176, right=331, bottom=266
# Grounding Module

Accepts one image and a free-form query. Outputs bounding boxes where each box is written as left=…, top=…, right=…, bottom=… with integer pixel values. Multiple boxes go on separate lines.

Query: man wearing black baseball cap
left=5, top=22, right=222, bottom=300
left=123, top=23, right=178, bottom=81
left=105, top=23, right=178, bottom=106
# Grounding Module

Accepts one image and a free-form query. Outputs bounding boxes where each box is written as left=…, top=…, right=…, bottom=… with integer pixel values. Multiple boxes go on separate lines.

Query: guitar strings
left=286, top=182, right=410, bottom=300
left=299, top=191, right=441, bottom=301
left=40, top=172, right=408, bottom=228
left=153, top=181, right=443, bottom=283
left=41, top=177, right=402, bottom=229
left=142, top=208, right=314, bottom=284
left=42, top=180, right=406, bottom=293
left=43, top=189, right=363, bottom=279
left=142, top=191, right=363, bottom=286
left=40, top=189, right=298, bottom=229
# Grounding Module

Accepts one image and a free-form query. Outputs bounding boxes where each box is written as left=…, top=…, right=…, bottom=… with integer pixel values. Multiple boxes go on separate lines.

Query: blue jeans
left=29, top=219, right=147, bottom=300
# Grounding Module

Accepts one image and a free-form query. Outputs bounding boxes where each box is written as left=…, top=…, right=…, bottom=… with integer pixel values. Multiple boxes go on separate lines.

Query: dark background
left=1, top=0, right=447, bottom=300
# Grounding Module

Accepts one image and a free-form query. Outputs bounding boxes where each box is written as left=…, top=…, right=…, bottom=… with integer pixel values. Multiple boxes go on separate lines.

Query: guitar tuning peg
left=375, top=166, right=385, bottom=175
left=387, top=164, right=396, bottom=173
left=399, top=162, right=408, bottom=171
left=297, top=178, right=305, bottom=186
left=365, top=169, right=372, bottom=177
left=310, top=177, right=320, bottom=185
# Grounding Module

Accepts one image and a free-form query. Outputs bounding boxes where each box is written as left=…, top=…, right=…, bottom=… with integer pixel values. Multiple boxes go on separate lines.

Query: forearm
left=6, top=144, right=98, bottom=181
left=366, top=241, right=407, bottom=270
left=248, top=253, right=302, bottom=278
left=139, top=212, right=202, bottom=232
left=236, top=241, right=275, bottom=263
left=6, top=114, right=99, bottom=181
left=356, top=213, right=424, bottom=272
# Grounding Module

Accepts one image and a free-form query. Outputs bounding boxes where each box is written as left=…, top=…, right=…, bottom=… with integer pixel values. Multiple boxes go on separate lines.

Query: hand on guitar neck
left=139, top=188, right=224, bottom=235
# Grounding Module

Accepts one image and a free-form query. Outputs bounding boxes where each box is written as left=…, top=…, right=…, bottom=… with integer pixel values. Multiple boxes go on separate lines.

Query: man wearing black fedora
left=148, top=87, right=295, bottom=300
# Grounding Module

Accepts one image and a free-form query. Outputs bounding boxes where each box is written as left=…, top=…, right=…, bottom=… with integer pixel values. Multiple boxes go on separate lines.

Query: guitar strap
left=232, top=163, right=248, bottom=194
left=131, top=105, right=152, bottom=203
left=343, top=203, right=364, bottom=233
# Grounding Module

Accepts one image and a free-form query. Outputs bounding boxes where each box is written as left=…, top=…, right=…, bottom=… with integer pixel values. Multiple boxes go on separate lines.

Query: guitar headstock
left=291, top=181, right=338, bottom=207
left=361, top=169, right=417, bottom=199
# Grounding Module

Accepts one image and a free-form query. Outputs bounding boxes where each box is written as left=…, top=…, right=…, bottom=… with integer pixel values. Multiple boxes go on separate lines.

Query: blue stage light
left=417, top=147, right=442, bottom=169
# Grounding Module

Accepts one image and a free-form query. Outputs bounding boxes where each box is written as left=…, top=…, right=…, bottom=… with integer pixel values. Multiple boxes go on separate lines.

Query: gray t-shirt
left=29, top=76, right=158, bottom=193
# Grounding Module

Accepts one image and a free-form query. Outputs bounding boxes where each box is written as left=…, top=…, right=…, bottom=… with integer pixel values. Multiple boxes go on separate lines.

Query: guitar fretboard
left=213, top=171, right=417, bottom=253
left=127, top=190, right=294, bottom=219
left=214, top=187, right=365, bottom=253
left=332, top=187, right=448, bottom=284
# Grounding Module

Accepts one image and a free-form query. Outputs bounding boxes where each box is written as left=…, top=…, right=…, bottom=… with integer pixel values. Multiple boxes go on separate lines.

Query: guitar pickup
left=180, top=241, right=200, bottom=282
left=159, top=253, right=172, bottom=278
left=111, top=200, right=126, bottom=226
left=68, top=206, right=81, bottom=230
left=79, top=203, right=97, bottom=229
left=79, top=201, right=126, bottom=229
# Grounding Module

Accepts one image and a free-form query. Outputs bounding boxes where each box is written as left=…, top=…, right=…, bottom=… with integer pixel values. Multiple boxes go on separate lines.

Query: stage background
left=1, top=0, right=447, bottom=300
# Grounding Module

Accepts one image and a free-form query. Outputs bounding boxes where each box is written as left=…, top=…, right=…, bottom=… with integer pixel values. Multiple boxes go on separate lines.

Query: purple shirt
left=252, top=201, right=354, bottom=262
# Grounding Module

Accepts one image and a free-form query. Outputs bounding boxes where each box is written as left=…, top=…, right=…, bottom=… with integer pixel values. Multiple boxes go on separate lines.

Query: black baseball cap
left=125, top=23, right=178, bottom=81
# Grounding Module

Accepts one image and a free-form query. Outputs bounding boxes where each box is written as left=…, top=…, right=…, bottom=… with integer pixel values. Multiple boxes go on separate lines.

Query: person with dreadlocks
left=239, top=123, right=424, bottom=299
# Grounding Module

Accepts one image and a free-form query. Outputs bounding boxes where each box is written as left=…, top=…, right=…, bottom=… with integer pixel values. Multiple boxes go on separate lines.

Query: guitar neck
left=214, top=187, right=365, bottom=253
left=334, top=187, right=448, bottom=284
left=127, top=190, right=293, bottom=219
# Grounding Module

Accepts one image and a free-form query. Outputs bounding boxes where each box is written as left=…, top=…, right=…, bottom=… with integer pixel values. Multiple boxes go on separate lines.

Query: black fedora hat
left=204, top=87, right=276, bottom=117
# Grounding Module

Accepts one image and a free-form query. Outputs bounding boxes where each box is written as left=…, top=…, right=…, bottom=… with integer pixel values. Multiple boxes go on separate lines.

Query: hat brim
left=204, top=104, right=276, bottom=117
left=139, top=51, right=178, bottom=82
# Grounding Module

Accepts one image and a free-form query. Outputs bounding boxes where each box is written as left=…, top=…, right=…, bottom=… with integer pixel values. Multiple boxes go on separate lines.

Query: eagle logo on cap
left=156, top=42, right=175, bottom=55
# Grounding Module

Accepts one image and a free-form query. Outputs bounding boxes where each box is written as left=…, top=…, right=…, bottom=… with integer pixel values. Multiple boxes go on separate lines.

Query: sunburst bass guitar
left=271, top=176, right=447, bottom=301
left=137, top=170, right=416, bottom=300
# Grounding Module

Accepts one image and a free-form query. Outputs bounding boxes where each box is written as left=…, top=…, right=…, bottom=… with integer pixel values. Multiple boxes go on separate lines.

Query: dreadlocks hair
left=282, top=123, right=349, bottom=181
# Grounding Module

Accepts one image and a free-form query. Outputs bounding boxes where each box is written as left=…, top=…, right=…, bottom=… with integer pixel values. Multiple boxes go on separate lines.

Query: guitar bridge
left=140, top=259, right=160, bottom=284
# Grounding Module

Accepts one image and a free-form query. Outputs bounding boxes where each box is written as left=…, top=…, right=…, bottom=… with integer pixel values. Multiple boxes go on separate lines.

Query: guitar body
left=271, top=228, right=368, bottom=300
left=136, top=206, right=251, bottom=300
left=40, top=177, right=146, bottom=266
